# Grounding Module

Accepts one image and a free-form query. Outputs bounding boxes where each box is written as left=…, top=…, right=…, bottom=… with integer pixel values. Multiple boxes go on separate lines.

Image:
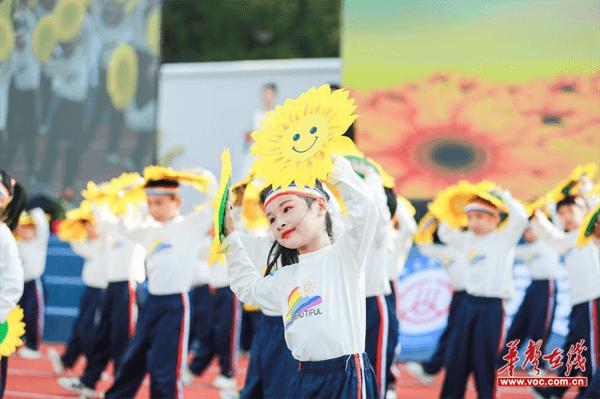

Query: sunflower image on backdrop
left=251, top=84, right=357, bottom=190
left=0, top=306, right=26, bottom=357
left=33, top=14, right=57, bottom=62
left=53, top=0, right=85, bottom=42
left=146, top=7, right=160, bottom=57
left=576, top=203, right=600, bottom=248
left=0, top=15, right=14, bottom=61
left=107, top=43, right=138, bottom=110
left=209, top=148, right=232, bottom=265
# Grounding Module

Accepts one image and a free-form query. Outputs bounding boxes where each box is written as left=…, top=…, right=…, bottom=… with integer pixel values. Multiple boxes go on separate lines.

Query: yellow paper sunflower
left=331, top=136, right=395, bottom=188
left=548, top=163, right=598, bottom=203
left=146, top=7, right=160, bottom=57
left=209, top=148, right=232, bottom=265
left=58, top=201, right=95, bottom=241
left=0, top=306, right=25, bottom=356
left=428, top=181, right=478, bottom=228
left=107, top=43, right=138, bottom=110
left=143, top=166, right=214, bottom=194
left=241, top=180, right=269, bottom=231
left=33, top=14, right=58, bottom=62
left=414, top=211, right=439, bottom=245
left=524, top=196, right=550, bottom=218
left=576, top=203, right=600, bottom=248
left=0, top=15, right=14, bottom=60
left=53, top=0, right=85, bottom=42
left=250, top=84, right=357, bottom=190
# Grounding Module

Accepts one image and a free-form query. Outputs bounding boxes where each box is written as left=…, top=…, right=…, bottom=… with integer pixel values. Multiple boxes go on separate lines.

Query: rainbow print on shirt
left=284, top=286, right=323, bottom=329
left=468, top=250, right=486, bottom=266
left=148, top=239, right=173, bottom=257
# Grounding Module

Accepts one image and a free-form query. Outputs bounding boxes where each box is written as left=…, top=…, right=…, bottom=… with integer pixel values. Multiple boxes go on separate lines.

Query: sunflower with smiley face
left=250, top=85, right=357, bottom=190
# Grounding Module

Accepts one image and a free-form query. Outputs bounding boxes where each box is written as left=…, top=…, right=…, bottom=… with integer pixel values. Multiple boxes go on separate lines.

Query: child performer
left=384, top=193, right=417, bottom=397
left=222, top=156, right=380, bottom=399
left=100, top=174, right=213, bottom=399
left=0, top=171, right=26, bottom=398
left=497, top=224, right=559, bottom=369
left=48, top=213, right=107, bottom=382
left=531, top=195, right=600, bottom=399
left=58, top=230, right=146, bottom=395
left=15, top=208, right=50, bottom=359
left=438, top=189, right=528, bottom=398
left=405, top=218, right=468, bottom=385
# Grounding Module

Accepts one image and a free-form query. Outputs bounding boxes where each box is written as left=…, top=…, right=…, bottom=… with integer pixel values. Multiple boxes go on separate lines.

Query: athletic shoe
left=213, top=375, right=237, bottom=391
left=47, top=347, right=65, bottom=375
left=404, top=361, right=435, bottom=385
left=182, top=368, right=194, bottom=386
left=57, top=377, right=97, bottom=397
left=18, top=347, right=41, bottom=360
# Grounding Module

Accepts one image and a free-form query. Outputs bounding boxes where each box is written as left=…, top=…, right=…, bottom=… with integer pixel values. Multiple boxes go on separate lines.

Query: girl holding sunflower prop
left=530, top=190, right=599, bottom=399
left=0, top=170, right=26, bottom=397
left=220, top=125, right=381, bottom=399
left=406, top=210, right=470, bottom=386
left=435, top=182, right=528, bottom=398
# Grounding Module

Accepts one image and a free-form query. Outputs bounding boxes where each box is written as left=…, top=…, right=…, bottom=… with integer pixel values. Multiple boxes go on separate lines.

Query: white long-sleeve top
left=418, top=243, right=467, bottom=291
left=44, top=44, right=89, bottom=102
left=17, top=208, right=49, bottom=281
left=514, top=240, right=560, bottom=280
left=100, top=209, right=212, bottom=295
left=387, top=200, right=417, bottom=281
left=0, top=223, right=24, bottom=323
left=364, top=172, right=392, bottom=297
left=531, top=216, right=600, bottom=305
left=104, top=235, right=146, bottom=283
left=191, top=234, right=211, bottom=287
left=70, top=239, right=108, bottom=289
left=223, top=157, right=377, bottom=361
left=438, top=191, right=528, bottom=299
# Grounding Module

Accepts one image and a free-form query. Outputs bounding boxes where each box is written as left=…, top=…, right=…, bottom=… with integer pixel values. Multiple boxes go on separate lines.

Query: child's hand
left=223, top=190, right=235, bottom=237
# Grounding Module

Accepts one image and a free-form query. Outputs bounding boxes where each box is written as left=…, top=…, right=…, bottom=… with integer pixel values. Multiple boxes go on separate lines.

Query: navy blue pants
left=585, top=367, right=600, bottom=398
left=18, top=279, right=44, bottom=351
left=61, top=286, right=103, bottom=369
left=189, top=285, right=211, bottom=352
left=0, top=357, right=7, bottom=399
left=289, top=352, right=379, bottom=399
left=365, top=295, right=389, bottom=398
left=441, top=294, right=505, bottom=399
left=105, top=293, right=189, bottom=399
left=81, top=281, right=137, bottom=389
left=422, top=290, right=467, bottom=375
left=498, top=279, right=557, bottom=366
left=240, top=308, right=262, bottom=352
left=241, top=314, right=296, bottom=399
left=189, top=286, right=241, bottom=378
left=538, top=297, right=600, bottom=399
left=385, top=281, right=401, bottom=389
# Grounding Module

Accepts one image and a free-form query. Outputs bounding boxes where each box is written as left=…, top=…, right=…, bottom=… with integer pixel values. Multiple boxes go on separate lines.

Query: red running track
left=4, top=344, right=578, bottom=398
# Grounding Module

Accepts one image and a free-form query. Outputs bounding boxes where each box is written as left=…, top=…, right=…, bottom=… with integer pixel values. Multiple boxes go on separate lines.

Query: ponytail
left=0, top=170, right=26, bottom=231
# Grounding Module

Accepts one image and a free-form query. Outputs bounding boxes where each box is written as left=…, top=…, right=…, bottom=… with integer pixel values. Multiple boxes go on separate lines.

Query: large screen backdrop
left=342, top=1, right=600, bottom=199
left=0, top=0, right=160, bottom=196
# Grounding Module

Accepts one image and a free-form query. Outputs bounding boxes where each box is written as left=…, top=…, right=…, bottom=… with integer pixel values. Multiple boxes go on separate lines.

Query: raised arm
left=30, top=208, right=50, bottom=248
left=498, top=190, right=528, bottom=243
left=530, top=211, right=575, bottom=254
left=329, top=157, right=378, bottom=273
left=437, top=222, right=466, bottom=250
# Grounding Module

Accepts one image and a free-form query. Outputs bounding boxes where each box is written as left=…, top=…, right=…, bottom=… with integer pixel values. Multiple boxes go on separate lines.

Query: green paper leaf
left=217, top=178, right=231, bottom=242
